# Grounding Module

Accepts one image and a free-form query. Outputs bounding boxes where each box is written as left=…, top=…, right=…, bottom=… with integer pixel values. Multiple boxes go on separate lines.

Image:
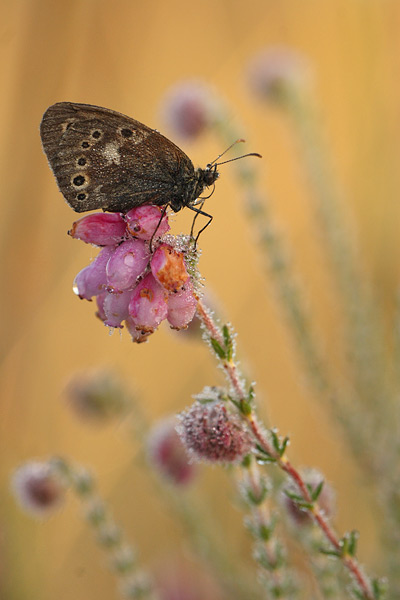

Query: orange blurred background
left=1, top=1, right=399, bottom=598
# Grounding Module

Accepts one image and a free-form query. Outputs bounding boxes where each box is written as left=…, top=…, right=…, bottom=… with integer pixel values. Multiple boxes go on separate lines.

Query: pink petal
left=125, top=206, right=170, bottom=240
left=69, top=213, right=127, bottom=246
left=73, top=246, right=116, bottom=300
left=106, top=239, right=149, bottom=292
left=128, top=273, right=168, bottom=331
left=103, top=290, right=133, bottom=328
left=167, top=284, right=197, bottom=329
left=151, top=244, right=189, bottom=293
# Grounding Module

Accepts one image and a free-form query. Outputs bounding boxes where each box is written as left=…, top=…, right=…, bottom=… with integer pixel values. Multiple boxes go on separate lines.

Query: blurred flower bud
left=11, top=461, right=65, bottom=518
left=64, top=368, right=131, bottom=422
left=147, top=417, right=196, bottom=486
left=160, top=81, right=219, bottom=140
left=246, top=47, right=310, bottom=105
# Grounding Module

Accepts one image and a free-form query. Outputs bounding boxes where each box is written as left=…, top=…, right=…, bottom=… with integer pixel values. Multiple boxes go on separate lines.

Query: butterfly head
left=198, top=163, right=220, bottom=190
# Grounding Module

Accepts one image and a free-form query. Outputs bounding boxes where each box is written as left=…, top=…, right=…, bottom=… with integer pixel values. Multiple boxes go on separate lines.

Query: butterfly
left=40, top=102, right=260, bottom=237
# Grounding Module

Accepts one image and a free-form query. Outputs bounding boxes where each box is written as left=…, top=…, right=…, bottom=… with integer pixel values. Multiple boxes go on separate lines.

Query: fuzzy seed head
left=178, top=391, right=253, bottom=463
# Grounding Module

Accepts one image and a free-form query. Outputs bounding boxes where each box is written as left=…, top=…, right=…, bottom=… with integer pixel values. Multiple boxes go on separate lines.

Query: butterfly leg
left=188, top=204, right=213, bottom=246
left=149, top=205, right=168, bottom=252
left=190, top=199, right=205, bottom=238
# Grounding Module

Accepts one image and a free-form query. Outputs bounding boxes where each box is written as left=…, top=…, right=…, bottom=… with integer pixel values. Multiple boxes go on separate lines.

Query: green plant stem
left=196, top=299, right=377, bottom=600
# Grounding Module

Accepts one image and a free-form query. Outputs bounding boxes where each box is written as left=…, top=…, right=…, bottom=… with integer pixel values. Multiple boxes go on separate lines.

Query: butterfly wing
left=40, top=102, right=195, bottom=213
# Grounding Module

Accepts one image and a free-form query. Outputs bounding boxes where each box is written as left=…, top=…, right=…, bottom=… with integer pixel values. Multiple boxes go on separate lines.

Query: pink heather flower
left=128, top=273, right=168, bottom=333
left=64, top=368, right=130, bottom=422
left=11, top=461, right=65, bottom=518
left=125, top=316, right=154, bottom=344
left=106, top=239, right=149, bottom=292
left=96, top=292, right=107, bottom=321
left=246, top=47, right=309, bottom=104
left=103, top=290, right=132, bottom=328
left=70, top=208, right=199, bottom=342
left=147, top=417, right=196, bottom=486
left=69, top=213, right=127, bottom=246
left=125, top=206, right=170, bottom=240
left=160, top=80, right=219, bottom=140
left=151, top=243, right=189, bottom=293
left=167, top=283, right=197, bottom=329
left=283, top=468, right=335, bottom=526
left=73, top=245, right=116, bottom=300
left=178, top=388, right=253, bottom=463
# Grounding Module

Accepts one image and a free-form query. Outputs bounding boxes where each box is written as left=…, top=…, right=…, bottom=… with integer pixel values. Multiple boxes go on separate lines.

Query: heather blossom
left=160, top=80, right=220, bottom=140
left=11, top=461, right=65, bottom=518
left=178, top=387, right=254, bottom=464
left=147, top=417, right=196, bottom=486
left=70, top=205, right=199, bottom=342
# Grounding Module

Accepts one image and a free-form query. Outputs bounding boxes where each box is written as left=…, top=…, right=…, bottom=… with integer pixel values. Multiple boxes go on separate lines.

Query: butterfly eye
left=120, top=128, right=133, bottom=138
left=76, top=192, right=87, bottom=201
left=91, top=129, right=102, bottom=139
left=71, top=174, right=89, bottom=189
left=81, top=141, right=90, bottom=149
left=76, top=157, right=88, bottom=167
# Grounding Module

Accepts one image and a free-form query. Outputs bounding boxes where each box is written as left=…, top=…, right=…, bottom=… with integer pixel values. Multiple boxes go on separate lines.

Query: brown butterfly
left=40, top=102, right=260, bottom=236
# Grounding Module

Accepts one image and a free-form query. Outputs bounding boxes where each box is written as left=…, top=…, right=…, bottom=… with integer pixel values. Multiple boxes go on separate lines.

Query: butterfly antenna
left=207, top=139, right=246, bottom=166
left=207, top=139, right=262, bottom=168
left=215, top=152, right=262, bottom=167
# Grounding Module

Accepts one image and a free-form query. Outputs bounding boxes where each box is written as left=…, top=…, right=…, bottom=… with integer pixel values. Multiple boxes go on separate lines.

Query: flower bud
left=147, top=417, right=196, bottom=486
left=64, top=368, right=131, bottom=422
left=160, top=80, right=218, bottom=140
left=106, top=239, right=149, bottom=292
left=178, top=391, right=253, bottom=463
left=69, top=212, right=127, bottom=246
left=125, top=206, right=170, bottom=240
left=11, top=461, right=64, bottom=518
left=73, top=245, right=115, bottom=299
left=167, top=283, right=197, bottom=329
left=125, top=316, right=153, bottom=343
left=151, top=244, right=189, bottom=293
left=103, top=290, right=133, bottom=328
left=246, top=47, right=309, bottom=105
left=128, top=273, right=168, bottom=333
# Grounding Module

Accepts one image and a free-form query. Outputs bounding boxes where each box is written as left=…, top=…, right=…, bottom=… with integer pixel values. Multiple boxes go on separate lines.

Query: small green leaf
left=372, top=577, right=388, bottom=599
left=241, top=454, right=252, bottom=468
left=222, top=324, right=231, bottom=347
left=283, top=489, right=303, bottom=502
left=348, top=530, right=359, bottom=557
left=210, top=337, right=226, bottom=359
left=279, top=436, right=289, bottom=457
left=248, top=385, right=255, bottom=402
left=310, top=480, right=324, bottom=502
left=270, top=429, right=280, bottom=453
left=222, top=324, right=233, bottom=361
left=320, top=547, right=341, bottom=558
left=239, top=399, right=252, bottom=416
